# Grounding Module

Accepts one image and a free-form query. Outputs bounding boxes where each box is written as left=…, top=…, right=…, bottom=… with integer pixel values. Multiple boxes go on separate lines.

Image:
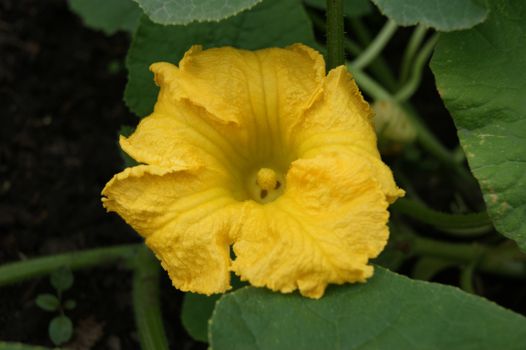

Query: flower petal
left=150, top=44, right=325, bottom=162
left=102, top=164, right=241, bottom=294
left=294, top=66, right=404, bottom=202
left=231, top=153, right=390, bottom=299
left=120, top=112, right=246, bottom=180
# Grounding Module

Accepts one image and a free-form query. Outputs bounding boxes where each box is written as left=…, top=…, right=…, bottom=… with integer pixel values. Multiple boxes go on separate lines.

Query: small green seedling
left=35, top=267, right=76, bottom=346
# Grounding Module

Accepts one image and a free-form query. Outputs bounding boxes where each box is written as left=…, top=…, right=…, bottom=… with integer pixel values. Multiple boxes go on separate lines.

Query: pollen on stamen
left=256, top=168, right=278, bottom=191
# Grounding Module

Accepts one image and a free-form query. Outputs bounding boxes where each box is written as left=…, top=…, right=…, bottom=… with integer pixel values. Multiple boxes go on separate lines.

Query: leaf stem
left=352, top=19, right=397, bottom=70
left=326, top=0, right=345, bottom=69
left=0, top=244, right=142, bottom=287
left=395, top=33, right=439, bottom=101
left=347, top=66, right=391, bottom=99
left=460, top=261, right=477, bottom=293
left=392, top=198, right=493, bottom=236
left=309, top=10, right=397, bottom=89
left=399, top=25, right=428, bottom=83
left=132, top=247, right=169, bottom=350
left=348, top=67, right=470, bottom=176
left=407, top=234, right=526, bottom=278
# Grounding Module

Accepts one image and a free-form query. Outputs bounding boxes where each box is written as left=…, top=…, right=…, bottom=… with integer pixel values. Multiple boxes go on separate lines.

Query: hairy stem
left=326, top=0, right=345, bottom=69
left=309, top=11, right=397, bottom=89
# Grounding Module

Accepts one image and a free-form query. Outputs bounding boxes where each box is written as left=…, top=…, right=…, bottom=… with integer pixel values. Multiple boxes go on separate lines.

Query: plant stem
left=326, top=0, right=345, bottom=69
left=352, top=19, right=397, bottom=70
left=395, top=33, right=439, bottom=101
left=348, top=67, right=472, bottom=178
left=132, top=247, right=169, bottom=350
left=408, top=235, right=526, bottom=278
left=347, top=66, right=391, bottom=99
left=0, top=342, right=53, bottom=350
left=460, top=261, right=477, bottom=293
left=309, top=10, right=398, bottom=89
left=399, top=25, right=428, bottom=83
left=0, top=244, right=141, bottom=287
left=392, top=197, right=493, bottom=235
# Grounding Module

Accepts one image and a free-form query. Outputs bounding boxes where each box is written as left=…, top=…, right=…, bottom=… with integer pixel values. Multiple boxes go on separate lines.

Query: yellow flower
left=102, top=44, right=404, bottom=299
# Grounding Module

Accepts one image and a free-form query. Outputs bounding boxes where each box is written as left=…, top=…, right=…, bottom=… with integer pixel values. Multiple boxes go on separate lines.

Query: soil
left=0, top=0, right=202, bottom=348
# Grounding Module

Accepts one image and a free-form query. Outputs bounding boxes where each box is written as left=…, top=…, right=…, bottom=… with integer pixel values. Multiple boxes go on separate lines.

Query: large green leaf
left=181, top=293, right=220, bottom=342
left=181, top=276, right=246, bottom=342
left=370, top=0, right=488, bottom=31
left=210, top=267, right=526, bottom=349
left=431, top=0, right=526, bottom=251
left=69, top=0, right=142, bottom=34
left=125, top=0, right=317, bottom=117
left=133, top=0, right=262, bottom=25
left=303, top=0, right=372, bottom=18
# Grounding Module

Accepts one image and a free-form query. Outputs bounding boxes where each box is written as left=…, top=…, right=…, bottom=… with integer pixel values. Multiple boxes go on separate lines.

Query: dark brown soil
left=0, top=0, right=202, bottom=348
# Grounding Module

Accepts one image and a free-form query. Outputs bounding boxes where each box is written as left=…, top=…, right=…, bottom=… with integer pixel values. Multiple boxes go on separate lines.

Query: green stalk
left=0, top=342, right=53, bottom=350
left=347, top=67, right=391, bottom=99
left=395, top=33, right=439, bottom=101
left=348, top=67, right=470, bottom=178
left=348, top=52, right=465, bottom=179
left=352, top=19, right=398, bottom=70
left=132, top=247, right=169, bottom=350
left=460, top=261, right=477, bottom=294
left=0, top=244, right=141, bottom=287
left=326, top=0, right=345, bottom=69
left=408, top=235, right=526, bottom=278
left=399, top=25, right=428, bottom=83
left=309, top=11, right=397, bottom=89
left=349, top=63, right=457, bottom=170
left=392, top=197, right=493, bottom=235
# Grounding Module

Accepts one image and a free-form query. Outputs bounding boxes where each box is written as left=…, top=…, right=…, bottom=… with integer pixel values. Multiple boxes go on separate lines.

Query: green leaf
left=119, top=125, right=138, bottom=167
left=210, top=267, right=526, bottom=349
left=35, top=294, right=60, bottom=312
left=133, top=0, right=262, bottom=25
left=182, top=276, right=246, bottom=342
left=181, top=293, right=220, bottom=343
left=431, top=0, right=526, bottom=251
left=370, top=0, right=488, bottom=31
left=49, top=315, right=73, bottom=346
left=125, top=0, right=317, bottom=117
left=50, top=267, right=74, bottom=292
left=64, top=299, right=77, bottom=310
left=69, top=0, right=142, bottom=35
left=371, top=222, right=411, bottom=271
left=303, top=0, right=372, bottom=18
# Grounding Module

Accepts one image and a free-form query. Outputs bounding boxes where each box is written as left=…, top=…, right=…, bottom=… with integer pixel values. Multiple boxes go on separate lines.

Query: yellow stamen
left=256, top=168, right=278, bottom=191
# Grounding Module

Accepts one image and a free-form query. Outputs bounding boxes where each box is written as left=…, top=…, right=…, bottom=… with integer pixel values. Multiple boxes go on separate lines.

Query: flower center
left=247, top=167, right=285, bottom=204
